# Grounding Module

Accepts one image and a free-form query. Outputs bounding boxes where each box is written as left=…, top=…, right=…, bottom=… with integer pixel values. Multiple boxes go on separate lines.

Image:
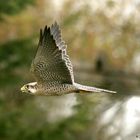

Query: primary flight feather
left=21, top=22, right=116, bottom=95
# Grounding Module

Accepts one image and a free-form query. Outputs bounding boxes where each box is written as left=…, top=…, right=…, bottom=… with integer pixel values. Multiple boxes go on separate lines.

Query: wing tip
left=50, top=21, right=60, bottom=34
left=53, top=21, right=59, bottom=27
left=39, top=25, right=51, bottom=45
left=39, top=29, right=43, bottom=44
left=40, top=21, right=60, bottom=40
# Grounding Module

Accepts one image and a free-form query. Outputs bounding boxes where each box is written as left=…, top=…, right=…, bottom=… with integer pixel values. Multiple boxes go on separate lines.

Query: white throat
left=28, top=82, right=38, bottom=94
left=30, top=87, right=37, bottom=94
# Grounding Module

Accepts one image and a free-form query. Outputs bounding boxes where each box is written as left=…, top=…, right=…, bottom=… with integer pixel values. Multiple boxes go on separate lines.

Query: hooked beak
left=21, top=85, right=26, bottom=93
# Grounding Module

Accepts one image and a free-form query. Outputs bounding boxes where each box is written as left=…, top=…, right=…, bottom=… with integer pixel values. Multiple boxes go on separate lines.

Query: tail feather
left=74, top=83, right=116, bottom=94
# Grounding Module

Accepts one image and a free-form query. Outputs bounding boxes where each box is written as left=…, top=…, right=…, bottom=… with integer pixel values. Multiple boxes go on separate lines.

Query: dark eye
left=26, top=85, right=29, bottom=88
left=30, top=85, right=34, bottom=88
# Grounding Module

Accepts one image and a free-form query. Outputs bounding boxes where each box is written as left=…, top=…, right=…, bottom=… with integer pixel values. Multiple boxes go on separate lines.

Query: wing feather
left=30, top=22, right=74, bottom=85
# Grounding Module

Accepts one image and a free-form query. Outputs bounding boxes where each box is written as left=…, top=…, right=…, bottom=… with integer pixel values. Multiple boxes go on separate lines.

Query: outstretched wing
left=30, top=22, right=74, bottom=85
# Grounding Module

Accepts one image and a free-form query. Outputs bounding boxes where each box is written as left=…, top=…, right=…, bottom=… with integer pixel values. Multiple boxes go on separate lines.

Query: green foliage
left=0, top=98, right=92, bottom=140
left=0, top=0, right=35, bottom=20
left=0, top=38, right=35, bottom=87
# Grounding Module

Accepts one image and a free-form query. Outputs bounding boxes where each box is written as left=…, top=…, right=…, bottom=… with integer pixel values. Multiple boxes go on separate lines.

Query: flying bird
left=21, top=22, right=116, bottom=95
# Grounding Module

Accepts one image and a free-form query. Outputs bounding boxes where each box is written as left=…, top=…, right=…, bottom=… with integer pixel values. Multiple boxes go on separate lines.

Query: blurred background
left=0, top=0, right=140, bottom=140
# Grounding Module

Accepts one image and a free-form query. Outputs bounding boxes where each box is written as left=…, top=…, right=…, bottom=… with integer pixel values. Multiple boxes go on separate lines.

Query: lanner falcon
left=21, top=22, right=116, bottom=95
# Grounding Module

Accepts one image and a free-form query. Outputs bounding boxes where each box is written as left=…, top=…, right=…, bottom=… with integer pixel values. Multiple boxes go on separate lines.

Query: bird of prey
left=21, top=22, right=116, bottom=95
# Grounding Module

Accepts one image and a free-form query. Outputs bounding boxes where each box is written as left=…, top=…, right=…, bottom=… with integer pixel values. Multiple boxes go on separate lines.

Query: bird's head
left=21, top=82, right=37, bottom=94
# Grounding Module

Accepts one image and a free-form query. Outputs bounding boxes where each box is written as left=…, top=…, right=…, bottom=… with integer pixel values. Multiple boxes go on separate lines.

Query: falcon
left=21, top=22, right=116, bottom=95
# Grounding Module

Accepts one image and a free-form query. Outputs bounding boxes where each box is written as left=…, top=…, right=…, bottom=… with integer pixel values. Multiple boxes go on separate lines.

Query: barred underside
left=36, top=83, right=77, bottom=96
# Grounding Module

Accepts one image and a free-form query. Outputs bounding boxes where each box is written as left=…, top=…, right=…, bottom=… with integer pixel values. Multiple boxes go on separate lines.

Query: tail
left=74, top=83, right=116, bottom=94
